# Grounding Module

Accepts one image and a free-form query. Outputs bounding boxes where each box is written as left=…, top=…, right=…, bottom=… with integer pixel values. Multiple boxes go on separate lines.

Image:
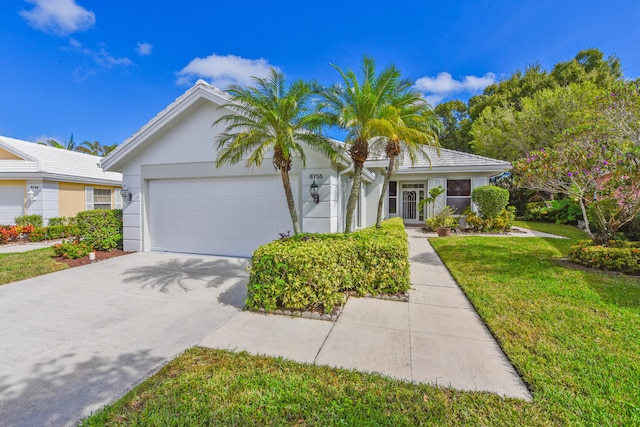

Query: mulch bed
left=54, top=249, right=131, bottom=268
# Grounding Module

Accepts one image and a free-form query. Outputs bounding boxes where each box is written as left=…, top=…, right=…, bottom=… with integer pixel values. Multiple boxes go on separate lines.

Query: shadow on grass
left=0, top=349, right=165, bottom=427
left=121, top=257, right=249, bottom=294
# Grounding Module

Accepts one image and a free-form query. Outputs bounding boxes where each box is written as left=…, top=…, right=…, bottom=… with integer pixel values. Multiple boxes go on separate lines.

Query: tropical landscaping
left=79, top=226, right=640, bottom=426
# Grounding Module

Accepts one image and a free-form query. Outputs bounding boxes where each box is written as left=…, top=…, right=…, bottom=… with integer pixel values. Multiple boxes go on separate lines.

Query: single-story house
left=102, top=80, right=510, bottom=257
left=0, top=136, right=123, bottom=225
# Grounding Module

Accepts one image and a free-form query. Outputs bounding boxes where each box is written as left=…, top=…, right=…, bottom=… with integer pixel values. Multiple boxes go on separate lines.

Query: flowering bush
left=53, top=241, right=92, bottom=259
left=0, top=224, right=35, bottom=244
left=568, top=240, right=640, bottom=275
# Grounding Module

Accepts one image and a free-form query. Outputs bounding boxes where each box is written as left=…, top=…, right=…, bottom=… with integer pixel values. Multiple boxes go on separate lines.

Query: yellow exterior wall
left=58, top=182, right=120, bottom=217
left=0, top=148, right=23, bottom=160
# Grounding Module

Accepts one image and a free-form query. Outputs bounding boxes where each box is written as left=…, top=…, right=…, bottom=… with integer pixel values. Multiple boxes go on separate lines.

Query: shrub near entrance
left=569, top=240, right=640, bottom=275
left=247, top=218, right=410, bottom=313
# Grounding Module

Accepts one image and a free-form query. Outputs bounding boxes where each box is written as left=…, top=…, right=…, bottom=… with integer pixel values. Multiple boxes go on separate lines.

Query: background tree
left=215, top=68, right=336, bottom=235
left=317, top=56, right=404, bottom=232
left=38, top=134, right=76, bottom=150
left=434, top=100, right=471, bottom=152
left=76, top=140, right=108, bottom=156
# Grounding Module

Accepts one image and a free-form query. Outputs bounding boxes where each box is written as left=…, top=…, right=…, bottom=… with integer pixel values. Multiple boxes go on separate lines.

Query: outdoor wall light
left=120, top=186, right=132, bottom=202
left=310, top=180, right=320, bottom=204
left=27, top=189, right=36, bottom=202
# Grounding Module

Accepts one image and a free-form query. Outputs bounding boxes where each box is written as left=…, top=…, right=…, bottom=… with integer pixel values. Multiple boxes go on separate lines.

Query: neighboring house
left=0, top=136, right=123, bottom=225
left=102, top=80, right=509, bottom=257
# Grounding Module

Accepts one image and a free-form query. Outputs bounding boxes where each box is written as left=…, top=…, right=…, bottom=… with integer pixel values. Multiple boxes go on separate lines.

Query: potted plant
left=434, top=205, right=457, bottom=237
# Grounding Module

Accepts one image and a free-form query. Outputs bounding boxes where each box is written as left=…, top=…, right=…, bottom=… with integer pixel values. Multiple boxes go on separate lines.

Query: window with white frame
left=446, top=179, right=471, bottom=213
left=93, top=189, right=112, bottom=210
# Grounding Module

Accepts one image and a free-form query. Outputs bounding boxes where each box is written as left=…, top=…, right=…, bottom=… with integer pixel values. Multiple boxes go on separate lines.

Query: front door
left=401, top=190, right=417, bottom=221
left=400, top=183, right=426, bottom=223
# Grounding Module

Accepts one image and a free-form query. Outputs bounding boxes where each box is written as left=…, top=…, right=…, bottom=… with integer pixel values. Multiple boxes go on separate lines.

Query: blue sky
left=2, top=0, right=639, bottom=146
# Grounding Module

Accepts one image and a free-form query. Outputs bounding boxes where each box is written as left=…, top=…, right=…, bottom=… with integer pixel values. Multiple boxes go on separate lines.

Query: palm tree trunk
left=376, top=156, right=395, bottom=228
left=280, top=168, right=300, bottom=234
left=344, top=165, right=363, bottom=233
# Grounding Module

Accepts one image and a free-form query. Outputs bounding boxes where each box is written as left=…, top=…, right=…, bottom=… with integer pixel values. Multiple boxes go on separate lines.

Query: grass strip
left=0, top=247, right=67, bottom=285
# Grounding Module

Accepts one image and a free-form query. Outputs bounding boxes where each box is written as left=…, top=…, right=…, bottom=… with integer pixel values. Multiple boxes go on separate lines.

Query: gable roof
left=366, top=146, right=511, bottom=174
left=0, top=135, right=122, bottom=185
left=101, top=80, right=232, bottom=171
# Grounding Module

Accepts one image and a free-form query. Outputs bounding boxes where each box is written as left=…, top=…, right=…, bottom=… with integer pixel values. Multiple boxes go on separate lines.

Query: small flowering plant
left=53, top=241, right=92, bottom=259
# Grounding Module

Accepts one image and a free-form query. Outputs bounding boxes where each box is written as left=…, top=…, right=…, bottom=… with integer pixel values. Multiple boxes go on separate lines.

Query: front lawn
left=81, top=235, right=640, bottom=426
left=512, top=220, right=589, bottom=240
left=0, top=247, right=68, bottom=285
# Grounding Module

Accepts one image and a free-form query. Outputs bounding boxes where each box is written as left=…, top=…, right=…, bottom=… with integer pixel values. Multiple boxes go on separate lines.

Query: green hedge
left=471, top=185, right=509, bottom=219
left=14, top=214, right=43, bottom=228
left=246, top=218, right=410, bottom=313
left=568, top=240, right=640, bottom=275
left=76, top=209, right=123, bottom=251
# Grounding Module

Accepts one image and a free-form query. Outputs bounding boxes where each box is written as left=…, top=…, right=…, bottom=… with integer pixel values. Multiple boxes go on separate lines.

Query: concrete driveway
left=0, top=252, right=248, bottom=427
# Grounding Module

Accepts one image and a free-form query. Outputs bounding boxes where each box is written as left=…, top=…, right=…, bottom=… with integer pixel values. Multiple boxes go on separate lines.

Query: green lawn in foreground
left=81, top=236, right=640, bottom=426
left=0, top=247, right=68, bottom=285
left=512, top=220, right=589, bottom=240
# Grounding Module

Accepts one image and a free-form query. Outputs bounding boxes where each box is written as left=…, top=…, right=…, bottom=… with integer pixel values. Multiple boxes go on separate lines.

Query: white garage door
left=0, top=187, right=24, bottom=225
left=148, top=176, right=296, bottom=257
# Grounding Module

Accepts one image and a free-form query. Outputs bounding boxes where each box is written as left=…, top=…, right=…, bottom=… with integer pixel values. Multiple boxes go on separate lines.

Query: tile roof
left=0, top=135, right=122, bottom=184
left=368, top=146, right=510, bottom=171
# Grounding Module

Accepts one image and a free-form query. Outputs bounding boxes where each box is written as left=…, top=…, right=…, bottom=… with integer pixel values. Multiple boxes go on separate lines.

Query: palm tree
left=76, top=140, right=104, bottom=156
left=38, top=134, right=76, bottom=150
left=373, top=98, right=442, bottom=228
left=214, top=68, right=336, bottom=234
left=316, top=56, right=406, bottom=233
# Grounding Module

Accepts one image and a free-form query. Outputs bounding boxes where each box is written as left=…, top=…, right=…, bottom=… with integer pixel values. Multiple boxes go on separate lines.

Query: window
left=388, top=181, right=397, bottom=214
left=93, top=189, right=112, bottom=210
left=446, top=179, right=471, bottom=213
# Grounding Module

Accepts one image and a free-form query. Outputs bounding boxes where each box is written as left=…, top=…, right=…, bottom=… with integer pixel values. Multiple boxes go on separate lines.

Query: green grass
left=81, top=235, right=640, bottom=426
left=0, top=247, right=68, bottom=285
left=512, top=220, right=589, bottom=240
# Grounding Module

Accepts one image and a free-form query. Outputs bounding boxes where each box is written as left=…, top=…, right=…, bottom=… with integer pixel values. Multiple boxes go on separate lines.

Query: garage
left=0, top=187, right=24, bottom=225
left=148, top=176, right=296, bottom=257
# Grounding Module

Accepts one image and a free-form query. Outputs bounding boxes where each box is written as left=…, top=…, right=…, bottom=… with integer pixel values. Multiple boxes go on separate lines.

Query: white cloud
left=414, top=72, right=496, bottom=104
left=20, top=0, right=95, bottom=36
left=136, top=42, right=153, bottom=56
left=68, top=38, right=132, bottom=68
left=176, top=53, right=276, bottom=88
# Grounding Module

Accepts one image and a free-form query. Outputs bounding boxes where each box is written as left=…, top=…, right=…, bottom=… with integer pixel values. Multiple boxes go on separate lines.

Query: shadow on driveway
left=0, top=350, right=165, bottom=427
left=121, top=257, right=248, bottom=293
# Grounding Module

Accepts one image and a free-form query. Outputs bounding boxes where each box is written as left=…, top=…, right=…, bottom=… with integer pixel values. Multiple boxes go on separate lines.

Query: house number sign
left=309, top=174, right=323, bottom=180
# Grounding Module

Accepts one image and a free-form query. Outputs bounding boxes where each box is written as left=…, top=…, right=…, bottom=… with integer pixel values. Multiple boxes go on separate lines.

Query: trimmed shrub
left=472, top=185, right=510, bottom=219
left=76, top=209, right=123, bottom=251
left=48, top=217, right=69, bottom=226
left=14, top=214, right=43, bottom=228
left=246, top=218, right=410, bottom=313
left=29, top=227, right=47, bottom=242
left=53, top=241, right=93, bottom=259
left=465, top=206, right=516, bottom=232
left=568, top=240, right=640, bottom=275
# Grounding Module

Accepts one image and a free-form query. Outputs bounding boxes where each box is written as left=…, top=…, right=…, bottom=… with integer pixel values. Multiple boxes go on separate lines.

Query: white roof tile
left=0, top=135, right=122, bottom=184
left=369, top=146, right=510, bottom=171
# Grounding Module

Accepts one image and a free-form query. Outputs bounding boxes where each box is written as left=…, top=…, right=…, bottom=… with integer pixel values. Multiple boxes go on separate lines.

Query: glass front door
left=401, top=190, right=417, bottom=220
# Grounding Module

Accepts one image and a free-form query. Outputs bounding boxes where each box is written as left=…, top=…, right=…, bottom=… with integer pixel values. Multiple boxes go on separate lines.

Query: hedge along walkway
left=200, top=228, right=531, bottom=400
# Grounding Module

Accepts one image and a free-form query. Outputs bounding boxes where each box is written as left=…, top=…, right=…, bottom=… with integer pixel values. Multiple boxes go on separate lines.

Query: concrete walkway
left=0, top=239, right=63, bottom=254
left=200, top=228, right=532, bottom=400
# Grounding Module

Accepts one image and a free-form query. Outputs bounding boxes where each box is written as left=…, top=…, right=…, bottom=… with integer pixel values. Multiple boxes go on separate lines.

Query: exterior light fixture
left=120, top=186, right=132, bottom=202
left=27, top=189, right=36, bottom=202
left=310, top=180, right=319, bottom=204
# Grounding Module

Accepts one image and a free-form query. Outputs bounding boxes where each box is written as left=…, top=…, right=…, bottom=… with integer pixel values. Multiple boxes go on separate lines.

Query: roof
left=366, top=146, right=511, bottom=174
left=0, top=135, right=122, bottom=185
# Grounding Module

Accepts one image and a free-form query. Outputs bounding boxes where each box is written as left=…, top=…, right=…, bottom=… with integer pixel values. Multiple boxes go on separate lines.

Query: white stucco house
left=102, top=80, right=510, bottom=257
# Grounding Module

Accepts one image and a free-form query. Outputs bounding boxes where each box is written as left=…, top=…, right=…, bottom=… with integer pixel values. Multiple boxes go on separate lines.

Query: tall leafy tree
left=373, top=98, right=441, bottom=228
left=317, top=56, right=405, bottom=232
left=214, top=68, right=336, bottom=235
left=434, top=100, right=472, bottom=152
